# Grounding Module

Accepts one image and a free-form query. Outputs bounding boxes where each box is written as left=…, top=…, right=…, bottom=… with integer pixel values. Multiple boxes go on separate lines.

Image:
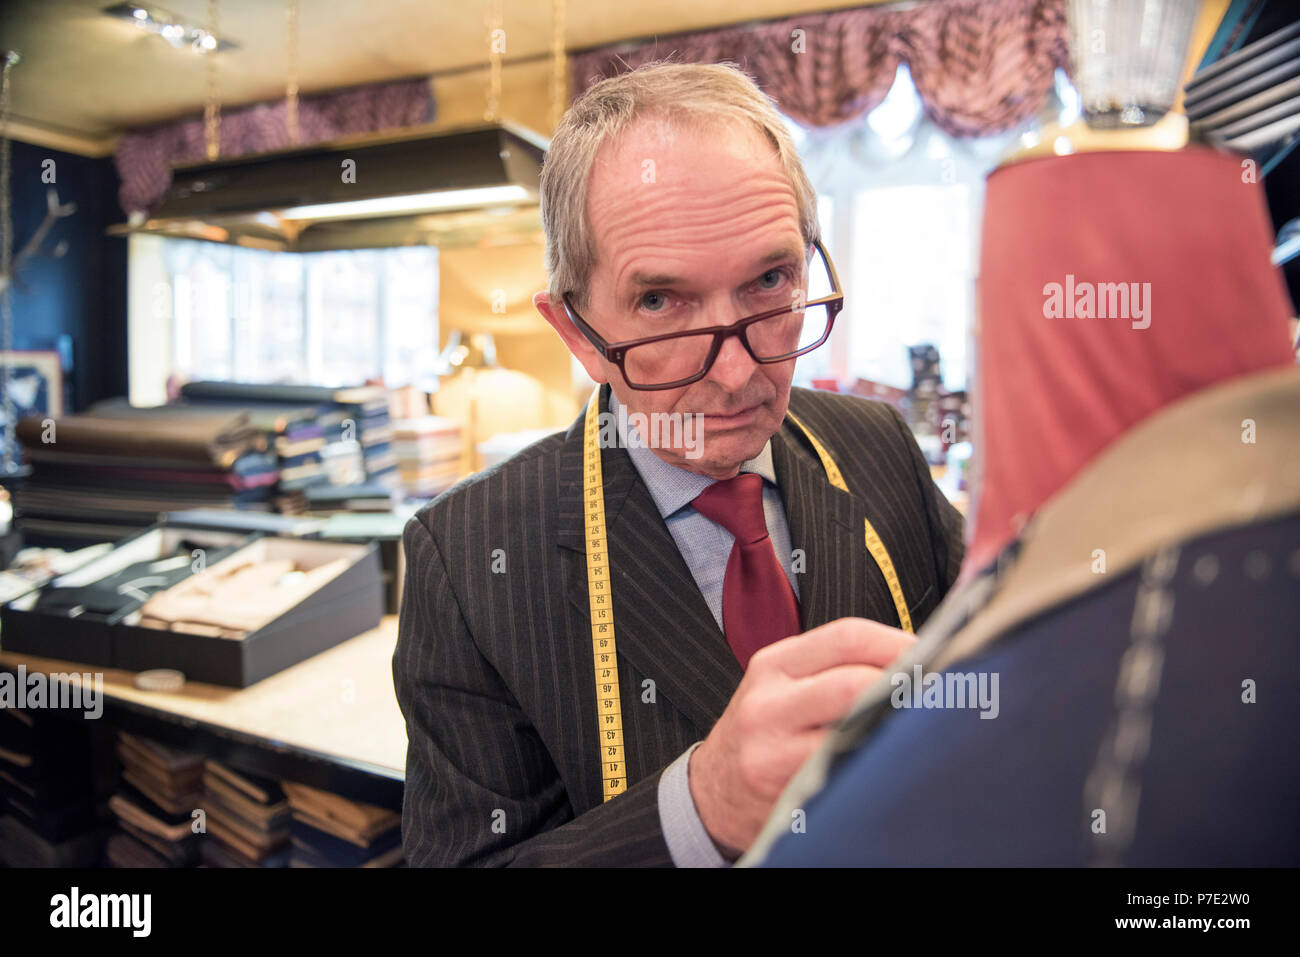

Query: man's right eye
left=639, top=291, right=669, bottom=312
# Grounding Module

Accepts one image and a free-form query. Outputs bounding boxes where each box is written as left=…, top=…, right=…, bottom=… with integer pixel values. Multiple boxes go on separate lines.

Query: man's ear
left=534, top=290, right=608, bottom=384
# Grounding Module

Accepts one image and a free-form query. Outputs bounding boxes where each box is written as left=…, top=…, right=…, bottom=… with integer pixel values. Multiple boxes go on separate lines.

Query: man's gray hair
left=540, top=60, right=821, bottom=309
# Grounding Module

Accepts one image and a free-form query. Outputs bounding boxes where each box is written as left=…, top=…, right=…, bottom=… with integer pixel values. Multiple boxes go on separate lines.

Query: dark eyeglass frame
left=560, top=237, right=844, bottom=391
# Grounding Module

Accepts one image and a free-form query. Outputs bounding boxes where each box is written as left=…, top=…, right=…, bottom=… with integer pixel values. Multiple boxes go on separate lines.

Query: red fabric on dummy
left=966, top=147, right=1295, bottom=576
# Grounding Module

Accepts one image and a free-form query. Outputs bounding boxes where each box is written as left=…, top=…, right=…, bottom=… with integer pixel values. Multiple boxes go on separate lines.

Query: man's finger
left=769, top=664, right=885, bottom=730
left=755, top=617, right=915, bottom=678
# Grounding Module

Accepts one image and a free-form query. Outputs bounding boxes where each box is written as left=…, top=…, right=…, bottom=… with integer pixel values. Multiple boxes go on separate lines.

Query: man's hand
left=688, top=617, right=915, bottom=856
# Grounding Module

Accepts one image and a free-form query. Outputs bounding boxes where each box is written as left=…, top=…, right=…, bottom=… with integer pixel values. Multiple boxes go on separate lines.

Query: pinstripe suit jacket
left=394, top=384, right=964, bottom=866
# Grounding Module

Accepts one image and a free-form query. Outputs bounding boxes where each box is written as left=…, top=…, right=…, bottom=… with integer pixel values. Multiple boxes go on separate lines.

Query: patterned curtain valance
left=570, top=0, right=1070, bottom=136
left=113, top=77, right=434, bottom=218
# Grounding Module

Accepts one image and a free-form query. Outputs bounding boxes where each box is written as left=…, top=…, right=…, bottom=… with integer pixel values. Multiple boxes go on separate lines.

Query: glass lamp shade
left=435, top=330, right=498, bottom=376
left=1067, top=0, right=1200, bottom=129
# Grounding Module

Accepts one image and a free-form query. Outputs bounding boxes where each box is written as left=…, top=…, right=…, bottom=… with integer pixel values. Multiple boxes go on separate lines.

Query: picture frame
left=0, top=350, right=64, bottom=450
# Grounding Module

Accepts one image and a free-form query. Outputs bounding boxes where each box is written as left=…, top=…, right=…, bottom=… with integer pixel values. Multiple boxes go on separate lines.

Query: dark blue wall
left=9, top=139, right=128, bottom=412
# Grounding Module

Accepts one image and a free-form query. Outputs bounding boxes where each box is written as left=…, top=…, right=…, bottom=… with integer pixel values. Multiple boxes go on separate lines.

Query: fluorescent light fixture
left=129, top=124, right=549, bottom=250
left=278, top=185, right=532, bottom=221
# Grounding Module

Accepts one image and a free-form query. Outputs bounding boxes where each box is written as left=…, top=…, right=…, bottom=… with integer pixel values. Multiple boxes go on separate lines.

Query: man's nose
left=705, top=323, right=759, bottom=392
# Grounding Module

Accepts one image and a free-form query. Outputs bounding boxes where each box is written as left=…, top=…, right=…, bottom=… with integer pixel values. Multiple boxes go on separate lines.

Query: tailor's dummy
left=744, top=146, right=1300, bottom=866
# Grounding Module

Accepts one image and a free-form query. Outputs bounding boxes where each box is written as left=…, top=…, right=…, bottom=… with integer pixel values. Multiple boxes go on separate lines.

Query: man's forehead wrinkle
left=598, top=189, right=801, bottom=251
left=598, top=186, right=802, bottom=293
left=591, top=174, right=800, bottom=244
left=603, top=208, right=801, bottom=267
left=590, top=193, right=782, bottom=241
left=606, top=226, right=805, bottom=299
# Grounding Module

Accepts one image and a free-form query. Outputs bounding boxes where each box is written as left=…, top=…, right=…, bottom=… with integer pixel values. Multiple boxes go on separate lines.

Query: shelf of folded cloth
left=0, top=615, right=405, bottom=810
left=0, top=702, right=117, bottom=866
left=12, top=407, right=276, bottom=545
left=179, top=381, right=400, bottom=491
left=102, top=730, right=403, bottom=868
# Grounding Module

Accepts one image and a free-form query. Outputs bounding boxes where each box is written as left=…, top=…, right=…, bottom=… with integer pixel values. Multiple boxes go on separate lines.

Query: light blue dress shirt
left=605, top=390, right=799, bottom=867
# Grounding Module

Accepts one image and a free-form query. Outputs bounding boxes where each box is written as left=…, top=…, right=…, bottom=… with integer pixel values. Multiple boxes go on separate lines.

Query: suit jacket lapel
left=771, top=420, right=861, bottom=630
left=771, top=410, right=905, bottom=630
left=556, top=386, right=740, bottom=736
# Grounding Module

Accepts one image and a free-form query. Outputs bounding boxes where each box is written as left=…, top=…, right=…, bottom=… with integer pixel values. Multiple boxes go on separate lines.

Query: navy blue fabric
left=763, top=512, right=1300, bottom=866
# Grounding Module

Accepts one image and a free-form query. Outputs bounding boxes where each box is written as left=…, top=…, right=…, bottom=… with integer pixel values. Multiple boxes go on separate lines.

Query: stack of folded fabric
left=391, top=415, right=463, bottom=498
left=181, top=381, right=399, bottom=490
left=333, top=390, right=398, bottom=490
left=89, top=396, right=319, bottom=511
left=200, top=761, right=291, bottom=867
left=281, top=780, right=403, bottom=867
left=271, top=414, right=329, bottom=502
left=0, top=706, right=110, bottom=866
left=303, top=480, right=398, bottom=513
left=106, top=732, right=205, bottom=867
left=13, top=407, right=272, bottom=544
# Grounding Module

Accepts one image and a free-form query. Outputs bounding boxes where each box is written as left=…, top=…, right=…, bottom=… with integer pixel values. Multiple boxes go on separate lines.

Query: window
left=141, top=237, right=439, bottom=394
left=785, top=65, right=1079, bottom=393
left=849, top=183, right=972, bottom=390
left=305, top=251, right=383, bottom=387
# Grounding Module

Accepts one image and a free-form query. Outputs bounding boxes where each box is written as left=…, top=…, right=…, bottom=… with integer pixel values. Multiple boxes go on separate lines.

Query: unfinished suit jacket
left=394, top=383, right=965, bottom=866
left=745, top=366, right=1300, bottom=867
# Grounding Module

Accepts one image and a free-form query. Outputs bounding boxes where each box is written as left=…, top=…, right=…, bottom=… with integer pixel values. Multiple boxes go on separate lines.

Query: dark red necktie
left=691, top=472, right=802, bottom=669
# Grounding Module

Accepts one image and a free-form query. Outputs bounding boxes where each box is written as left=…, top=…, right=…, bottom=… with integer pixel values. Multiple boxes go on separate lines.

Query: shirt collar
left=607, top=388, right=778, bottom=520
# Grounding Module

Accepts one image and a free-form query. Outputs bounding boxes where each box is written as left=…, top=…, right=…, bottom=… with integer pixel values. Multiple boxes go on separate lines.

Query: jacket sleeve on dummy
left=393, top=516, right=674, bottom=867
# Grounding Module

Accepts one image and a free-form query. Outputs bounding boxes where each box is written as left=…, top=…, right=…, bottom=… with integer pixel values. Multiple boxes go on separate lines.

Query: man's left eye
left=757, top=269, right=787, bottom=290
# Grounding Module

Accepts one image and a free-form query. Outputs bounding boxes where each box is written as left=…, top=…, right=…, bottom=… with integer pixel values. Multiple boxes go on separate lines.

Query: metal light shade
left=1068, top=0, right=1201, bottom=128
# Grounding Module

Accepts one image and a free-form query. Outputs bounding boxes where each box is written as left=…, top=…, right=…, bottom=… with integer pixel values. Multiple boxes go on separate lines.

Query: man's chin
left=684, top=428, right=771, bottom=477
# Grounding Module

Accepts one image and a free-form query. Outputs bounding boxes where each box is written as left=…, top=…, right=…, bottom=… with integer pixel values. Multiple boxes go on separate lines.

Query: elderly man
left=394, top=61, right=962, bottom=867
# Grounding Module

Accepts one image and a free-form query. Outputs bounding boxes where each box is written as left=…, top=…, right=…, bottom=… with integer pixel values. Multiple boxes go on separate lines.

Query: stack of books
left=106, top=732, right=205, bottom=867
left=391, top=415, right=463, bottom=498
left=282, top=780, right=403, bottom=868
left=200, top=761, right=291, bottom=868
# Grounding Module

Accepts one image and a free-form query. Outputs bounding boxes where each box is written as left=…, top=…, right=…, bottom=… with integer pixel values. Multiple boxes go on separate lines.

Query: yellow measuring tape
left=583, top=392, right=627, bottom=800
left=583, top=389, right=912, bottom=802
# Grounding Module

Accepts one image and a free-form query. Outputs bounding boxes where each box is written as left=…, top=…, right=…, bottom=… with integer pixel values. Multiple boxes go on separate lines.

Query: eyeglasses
left=560, top=238, right=844, bottom=391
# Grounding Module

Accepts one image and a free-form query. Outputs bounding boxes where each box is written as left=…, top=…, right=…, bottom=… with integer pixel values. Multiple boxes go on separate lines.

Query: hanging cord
left=484, top=0, right=503, bottom=123
left=286, top=0, right=299, bottom=145
left=550, top=0, right=566, bottom=132
left=204, top=0, right=221, bottom=160
left=1, top=51, right=18, bottom=475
